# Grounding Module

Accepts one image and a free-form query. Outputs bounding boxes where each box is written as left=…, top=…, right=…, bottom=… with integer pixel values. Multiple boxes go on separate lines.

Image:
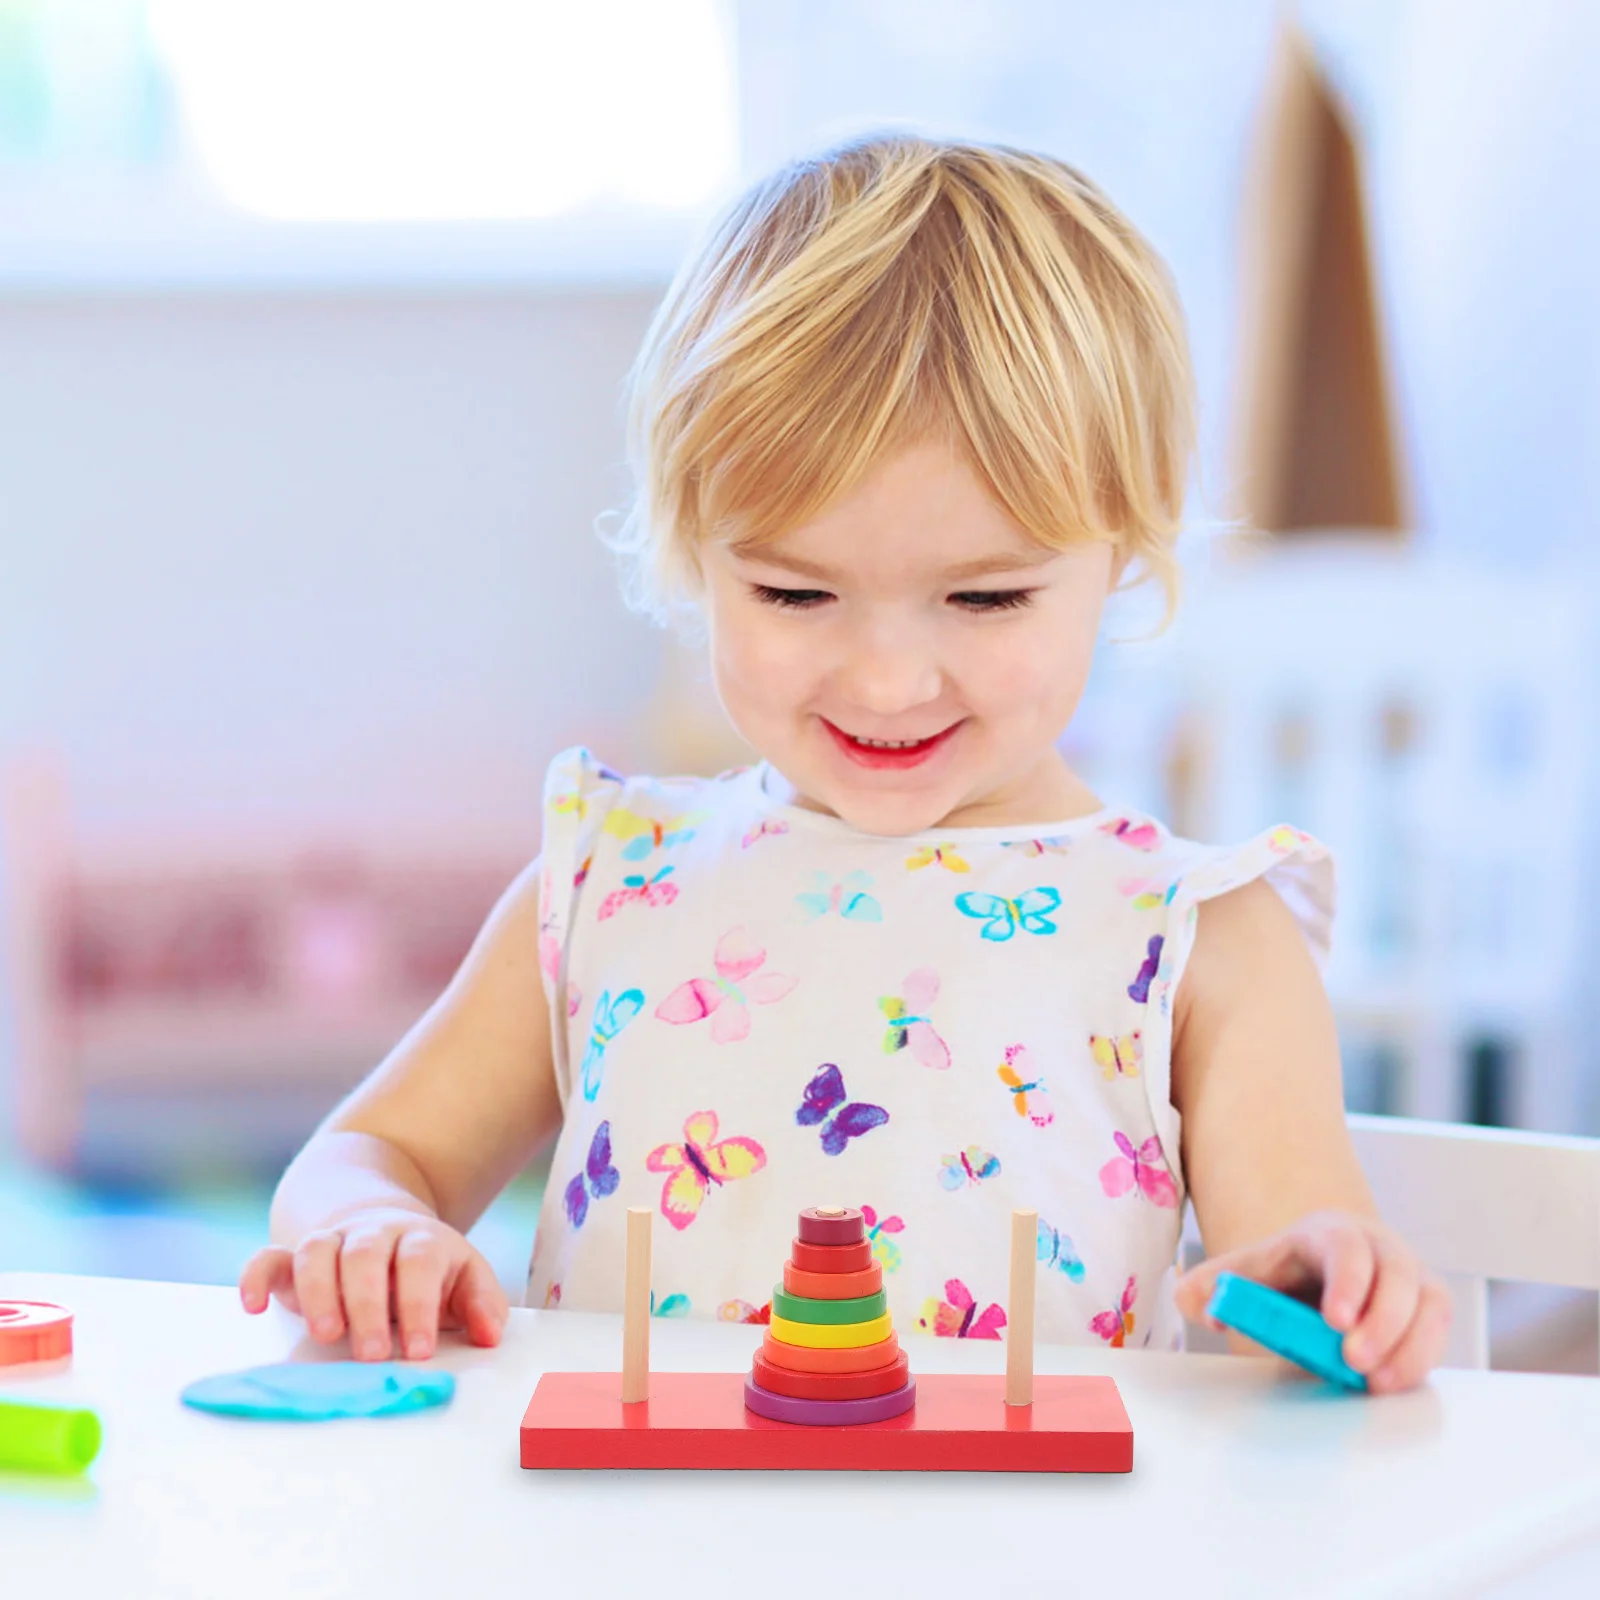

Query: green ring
left=770, top=1286, right=889, bottom=1325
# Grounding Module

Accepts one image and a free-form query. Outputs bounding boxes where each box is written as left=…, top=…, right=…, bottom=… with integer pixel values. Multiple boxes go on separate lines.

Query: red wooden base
left=520, top=1370, right=1132, bottom=1472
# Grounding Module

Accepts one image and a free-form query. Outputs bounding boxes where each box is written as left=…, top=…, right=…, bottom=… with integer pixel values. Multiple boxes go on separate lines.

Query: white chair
left=1181, top=1113, right=1600, bottom=1369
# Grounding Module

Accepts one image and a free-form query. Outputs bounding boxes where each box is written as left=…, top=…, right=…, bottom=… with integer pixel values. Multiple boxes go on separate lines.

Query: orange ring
left=761, top=1330, right=899, bottom=1374
left=783, top=1261, right=883, bottom=1300
left=752, top=1350, right=910, bottom=1400
left=789, top=1238, right=872, bottom=1274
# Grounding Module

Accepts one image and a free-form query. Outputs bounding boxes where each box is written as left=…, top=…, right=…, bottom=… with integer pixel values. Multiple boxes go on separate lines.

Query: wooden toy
left=521, top=1204, right=1134, bottom=1472
left=0, top=1300, right=74, bottom=1366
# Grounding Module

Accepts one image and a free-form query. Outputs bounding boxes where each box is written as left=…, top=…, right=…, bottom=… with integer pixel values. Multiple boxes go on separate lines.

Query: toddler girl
left=241, top=136, right=1449, bottom=1393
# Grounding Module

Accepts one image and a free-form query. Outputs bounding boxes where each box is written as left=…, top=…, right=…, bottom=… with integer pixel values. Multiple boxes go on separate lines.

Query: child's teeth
left=857, top=737, right=923, bottom=748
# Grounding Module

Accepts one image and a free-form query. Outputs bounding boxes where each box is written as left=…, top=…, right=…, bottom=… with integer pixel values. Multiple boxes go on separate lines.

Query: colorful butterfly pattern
left=796, top=1063, right=889, bottom=1155
left=604, top=805, right=707, bottom=861
left=997, top=1043, right=1054, bottom=1126
left=1128, top=934, right=1163, bottom=1003
left=1118, top=876, right=1178, bottom=910
left=1001, top=835, right=1075, bottom=857
left=563, top=1120, right=620, bottom=1230
left=580, top=987, right=645, bottom=1101
left=905, top=843, right=970, bottom=873
left=917, top=1279, right=1007, bottom=1339
left=1101, top=817, right=1161, bottom=852
left=862, top=1204, right=905, bottom=1274
left=879, top=967, right=951, bottom=1070
left=1268, top=825, right=1313, bottom=854
left=1091, top=1276, right=1138, bottom=1346
left=655, top=926, right=797, bottom=1044
left=1037, top=1217, right=1086, bottom=1281
left=938, top=1145, right=1001, bottom=1190
left=651, top=1291, right=691, bottom=1317
left=954, top=886, right=1061, bottom=942
left=717, top=1299, right=773, bottom=1325
left=796, top=869, right=884, bottom=922
left=538, top=926, right=582, bottom=1019
left=645, top=1111, right=767, bottom=1231
left=1089, top=1032, right=1143, bottom=1081
left=598, top=865, right=678, bottom=920
left=742, top=818, right=790, bottom=849
left=1099, top=1131, right=1180, bottom=1208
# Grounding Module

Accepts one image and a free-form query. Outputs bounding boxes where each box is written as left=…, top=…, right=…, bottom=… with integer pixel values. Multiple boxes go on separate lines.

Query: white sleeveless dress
left=529, top=747, right=1333, bottom=1351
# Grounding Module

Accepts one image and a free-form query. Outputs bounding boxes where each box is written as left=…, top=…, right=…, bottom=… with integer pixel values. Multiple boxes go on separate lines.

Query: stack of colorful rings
left=744, top=1206, right=916, bottom=1425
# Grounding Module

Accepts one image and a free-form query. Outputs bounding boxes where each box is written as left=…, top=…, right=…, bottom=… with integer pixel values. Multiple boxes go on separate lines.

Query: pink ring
left=743, top=1376, right=916, bottom=1426
left=796, top=1207, right=865, bottom=1246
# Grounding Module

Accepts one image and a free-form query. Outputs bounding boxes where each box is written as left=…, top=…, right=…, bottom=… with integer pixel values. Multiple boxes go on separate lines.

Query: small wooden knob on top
left=797, top=1206, right=864, bottom=1245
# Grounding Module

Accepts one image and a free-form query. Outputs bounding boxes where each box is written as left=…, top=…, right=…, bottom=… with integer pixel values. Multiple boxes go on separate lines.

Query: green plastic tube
left=0, top=1398, right=102, bottom=1473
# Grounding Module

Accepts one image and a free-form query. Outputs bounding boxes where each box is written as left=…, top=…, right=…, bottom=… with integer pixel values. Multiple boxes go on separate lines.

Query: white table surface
left=3, top=1270, right=1599, bottom=1600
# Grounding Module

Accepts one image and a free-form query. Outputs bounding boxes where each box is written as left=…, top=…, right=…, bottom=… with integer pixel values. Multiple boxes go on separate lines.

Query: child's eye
left=752, top=584, right=833, bottom=610
left=949, top=589, right=1035, bottom=613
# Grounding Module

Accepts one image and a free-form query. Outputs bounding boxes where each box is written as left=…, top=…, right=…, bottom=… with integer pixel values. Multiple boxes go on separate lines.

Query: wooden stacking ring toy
left=761, top=1331, right=900, bottom=1374
left=790, top=1237, right=873, bottom=1274
left=0, top=1301, right=73, bottom=1367
left=743, top=1209, right=915, bottom=1426
left=751, top=1350, right=911, bottom=1402
left=796, top=1206, right=865, bottom=1246
left=782, top=1261, right=882, bottom=1300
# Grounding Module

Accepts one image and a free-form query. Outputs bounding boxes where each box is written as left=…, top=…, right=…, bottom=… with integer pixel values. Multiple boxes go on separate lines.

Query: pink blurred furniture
left=1, top=760, right=528, bottom=1174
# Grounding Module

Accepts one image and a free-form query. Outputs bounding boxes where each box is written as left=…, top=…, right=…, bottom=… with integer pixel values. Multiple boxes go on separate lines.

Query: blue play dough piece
left=1206, top=1272, right=1368, bottom=1391
left=181, top=1361, right=456, bottom=1421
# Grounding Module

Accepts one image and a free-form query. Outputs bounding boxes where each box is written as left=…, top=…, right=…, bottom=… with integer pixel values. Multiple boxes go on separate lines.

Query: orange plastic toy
left=0, top=1301, right=74, bottom=1367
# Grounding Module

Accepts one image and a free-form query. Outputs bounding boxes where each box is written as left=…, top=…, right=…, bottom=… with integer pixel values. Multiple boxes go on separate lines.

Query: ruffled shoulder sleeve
left=1132, top=822, right=1336, bottom=1161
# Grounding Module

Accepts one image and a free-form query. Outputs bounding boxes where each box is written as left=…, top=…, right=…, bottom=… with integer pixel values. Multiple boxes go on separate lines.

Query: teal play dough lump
left=181, top=1361, right=455, bottom=1421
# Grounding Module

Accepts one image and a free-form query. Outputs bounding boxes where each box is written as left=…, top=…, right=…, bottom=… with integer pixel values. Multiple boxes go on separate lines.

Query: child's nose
left=834, top=631, right=942, bottom=716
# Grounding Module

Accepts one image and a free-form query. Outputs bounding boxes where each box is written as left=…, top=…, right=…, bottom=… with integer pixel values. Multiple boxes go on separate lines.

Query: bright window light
left=145, top=0, right=737, bottom=221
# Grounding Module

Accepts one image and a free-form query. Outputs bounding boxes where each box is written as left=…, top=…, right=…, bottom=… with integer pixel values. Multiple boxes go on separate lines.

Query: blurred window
left=0, top=0, right=737, bottom=282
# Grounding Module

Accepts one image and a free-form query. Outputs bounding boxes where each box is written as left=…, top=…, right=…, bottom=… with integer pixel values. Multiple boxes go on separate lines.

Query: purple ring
left=744, top=1375, right=916, bottom=1426
left=797, top=1207, right=865, bottom=1246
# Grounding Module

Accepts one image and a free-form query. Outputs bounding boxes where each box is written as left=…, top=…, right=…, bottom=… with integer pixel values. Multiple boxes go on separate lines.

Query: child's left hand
left=1173, top=1209, right=1453, bottom=1393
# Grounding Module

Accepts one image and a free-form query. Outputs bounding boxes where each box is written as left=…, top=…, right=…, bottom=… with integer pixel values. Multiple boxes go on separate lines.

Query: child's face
left=702, top=438, right=1115, bottom=834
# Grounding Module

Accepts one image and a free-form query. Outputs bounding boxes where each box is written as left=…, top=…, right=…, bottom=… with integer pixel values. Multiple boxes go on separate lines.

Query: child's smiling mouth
left=821, top=718, right=963, bottom=770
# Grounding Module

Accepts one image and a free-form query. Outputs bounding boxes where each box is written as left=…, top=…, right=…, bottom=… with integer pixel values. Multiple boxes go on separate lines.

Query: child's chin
left=819, top=784, right=959, bottom=837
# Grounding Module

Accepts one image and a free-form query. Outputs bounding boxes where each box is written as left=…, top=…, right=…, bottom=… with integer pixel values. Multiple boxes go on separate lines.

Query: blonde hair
left=613, top=133, right=1195, bottom=620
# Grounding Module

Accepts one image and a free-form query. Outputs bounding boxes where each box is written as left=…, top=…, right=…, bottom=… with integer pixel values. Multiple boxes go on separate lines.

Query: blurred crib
left=1082, top=541, right=1596, bottom=1135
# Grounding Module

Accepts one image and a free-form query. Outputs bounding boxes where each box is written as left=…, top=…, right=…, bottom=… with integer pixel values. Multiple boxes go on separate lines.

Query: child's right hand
left=238, top=1208, right=510, bottom=1362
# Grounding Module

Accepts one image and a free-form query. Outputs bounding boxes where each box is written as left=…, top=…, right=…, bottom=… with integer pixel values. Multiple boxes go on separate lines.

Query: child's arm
left=1169, top=880, right=1453, bottom=1391
left=237, top=860, right=563, bottom=1361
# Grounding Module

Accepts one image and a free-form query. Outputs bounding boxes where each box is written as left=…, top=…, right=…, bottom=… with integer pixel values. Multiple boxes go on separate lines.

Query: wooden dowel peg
left=622, top=1207, right=652, bottom=1403
left=1006, top=1209, right=1037, bottom=1407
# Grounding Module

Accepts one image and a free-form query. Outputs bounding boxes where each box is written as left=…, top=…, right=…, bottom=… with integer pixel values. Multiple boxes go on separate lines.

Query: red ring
left=752, top=1350, right=910, bottom=1400
left=790, top=1237, right=872, bottom=1274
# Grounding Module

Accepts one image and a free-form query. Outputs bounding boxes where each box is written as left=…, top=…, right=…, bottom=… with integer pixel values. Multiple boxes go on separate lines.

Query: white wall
left=0, top=289, right=666, bottom=843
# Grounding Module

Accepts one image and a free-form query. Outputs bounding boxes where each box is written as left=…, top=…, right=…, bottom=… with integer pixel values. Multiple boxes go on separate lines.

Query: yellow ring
left=767, top=1312, right=893, bottom=1349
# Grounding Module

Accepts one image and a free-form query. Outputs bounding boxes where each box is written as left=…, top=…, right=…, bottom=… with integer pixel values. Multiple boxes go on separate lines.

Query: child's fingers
left=339, top=1226, right=402, bottom=1361
left=1340, top=1243, right=1422, bottom=1375
left=1367, top=1278, right=1453, bottom=1393
left=446, top=1253, right=510, bottom=1347
left=393, top=1231, right=450, bottom=1360
left=294, top=1232, right=347, bottom=1342
left=1309, top=1221, right=1379, bottom=1333
left=239, top=1247, right=295, bottom=1315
